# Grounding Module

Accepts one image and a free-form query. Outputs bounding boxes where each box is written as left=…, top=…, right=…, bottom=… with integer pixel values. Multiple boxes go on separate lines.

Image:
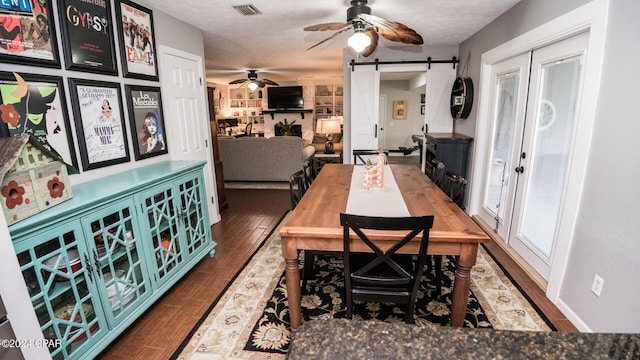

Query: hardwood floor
left=99, top=187, right=575, bottom=359
left=97, top=189, right=291, bottom=360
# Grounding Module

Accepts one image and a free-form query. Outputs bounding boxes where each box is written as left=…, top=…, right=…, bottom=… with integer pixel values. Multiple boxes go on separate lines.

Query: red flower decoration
left=1, top=180, right=25, bottom=209
left=47, top=177, right=65, bottom=198
left=0, top=103, right=20, bottom=127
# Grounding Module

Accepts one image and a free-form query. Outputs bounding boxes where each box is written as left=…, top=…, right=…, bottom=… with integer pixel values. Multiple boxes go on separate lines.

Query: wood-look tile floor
left=98, top=188, right=575, bottom=359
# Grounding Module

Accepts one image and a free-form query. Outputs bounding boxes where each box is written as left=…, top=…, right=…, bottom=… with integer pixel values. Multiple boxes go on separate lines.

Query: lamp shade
left=316, top=118, right=341, bottom=134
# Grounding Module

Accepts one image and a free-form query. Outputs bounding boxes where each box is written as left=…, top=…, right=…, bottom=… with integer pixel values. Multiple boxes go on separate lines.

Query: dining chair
left=442, top=170, right=468, bottom=210
left=302, top=159, right=315, bottom=187
left=288, top=170, right=307, bottom=210
left=425, top=159, right=446, bottom=188
left=352, top=149, right=389, bottom=165
left=340, top=213, right=434, bottom=324
left=245, top=122, right=253, bottom=136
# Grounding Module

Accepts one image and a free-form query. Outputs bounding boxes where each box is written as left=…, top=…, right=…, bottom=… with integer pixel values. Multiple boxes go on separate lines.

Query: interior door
left=378, top=94, right=387, bottom=148
left=158, top=47, right=219, bottom=223
left=509, top=32, right=589, bottom=280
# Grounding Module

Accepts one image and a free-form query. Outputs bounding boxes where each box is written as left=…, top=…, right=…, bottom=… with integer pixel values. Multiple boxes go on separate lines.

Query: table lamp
left=316, top=118, right=342, bottom=154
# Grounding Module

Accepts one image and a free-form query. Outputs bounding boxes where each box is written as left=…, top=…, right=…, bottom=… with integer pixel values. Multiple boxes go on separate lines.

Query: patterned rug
left=173, top=216, right=550, bottom=360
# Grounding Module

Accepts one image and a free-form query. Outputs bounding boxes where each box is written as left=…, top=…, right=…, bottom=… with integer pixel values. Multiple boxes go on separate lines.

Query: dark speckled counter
left=286, top=319, right=639, bottom=359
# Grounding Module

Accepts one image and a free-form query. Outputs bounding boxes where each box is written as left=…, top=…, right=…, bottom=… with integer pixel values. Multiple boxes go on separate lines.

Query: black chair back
left=442, top=171, right=467, bottom=209
left=245, top=123, right=252, bottom=136
left=340, top=213, right=434, bottom=324
left=425, top=159, right=445, bottom=188
left=353, top=150, right=388, bottom=165
left=289, top=170, right=308, bottom=210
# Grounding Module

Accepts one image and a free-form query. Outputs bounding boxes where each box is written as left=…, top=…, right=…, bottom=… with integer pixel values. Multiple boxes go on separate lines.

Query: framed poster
left=125, top=85, right=167, bottom=160
left=0, top=0, right=60, bottom=67
left=68, top=79, right=130, bottom=170
left=393, top=100, right=407, bottom=119
left=115, top=1, right=159, bottom=80
left=0, top=71, right=78, bottom=170
left=58, top=0, right=118, bottom=75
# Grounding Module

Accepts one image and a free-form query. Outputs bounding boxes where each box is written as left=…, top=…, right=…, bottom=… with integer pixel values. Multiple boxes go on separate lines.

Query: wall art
left=0, top=71, right=78, bottom=169
left=125, top=85, right=167, bottom=160
left=58, top=0, right=118, bottom=75
left=115, top=0, right=158, bottom=80
left=0, top=0, right=60, bottom=67
left=69, top=79, right=130, bottom=170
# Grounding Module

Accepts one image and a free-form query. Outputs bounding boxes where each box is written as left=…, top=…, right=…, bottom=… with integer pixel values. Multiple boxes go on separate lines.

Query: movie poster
left=59, top=0, right=117, bottom=74
left=0, top=0, right=59, bottom=66
left=76, top=84, right=127, bottom=166
left=117, top=1, right=158, bottom=80
left=126, top=86, right=167, bottom=159
left=0, top=72, right=77, bottom=169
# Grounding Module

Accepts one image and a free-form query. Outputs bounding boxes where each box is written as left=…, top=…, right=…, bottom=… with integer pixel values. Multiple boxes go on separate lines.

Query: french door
left=478, top=32, right=589, bottom=281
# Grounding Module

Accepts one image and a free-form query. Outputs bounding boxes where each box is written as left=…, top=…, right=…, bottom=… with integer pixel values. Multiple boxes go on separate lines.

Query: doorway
left=477, top=32, right=589, bottom=283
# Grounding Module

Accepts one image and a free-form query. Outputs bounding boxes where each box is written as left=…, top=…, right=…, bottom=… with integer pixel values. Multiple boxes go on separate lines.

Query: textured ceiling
left=140, top=0, right=520, bottom=85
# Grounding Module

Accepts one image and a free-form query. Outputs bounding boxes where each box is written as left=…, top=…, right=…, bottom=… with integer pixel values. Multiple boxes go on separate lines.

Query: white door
left=158, top=46, right=219, bottom=223
left=478, top=32, right=588, bottom=281
left=378, top=94, right=387, bottom=148
left=509, top=33, right=588, bottom=280
left=349, top=66, right=380, bottom=163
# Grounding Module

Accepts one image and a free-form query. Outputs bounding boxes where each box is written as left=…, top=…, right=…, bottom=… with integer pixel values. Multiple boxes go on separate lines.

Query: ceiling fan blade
left=229, top=79, right=249, bottom=85
left=306, top=26, right=353, bottom=51
left=304, top=22, right=349, bottom=31
left=359, top=13, right=423, bottom=45
left=257, top=81, right=266, bottom=88
left=361, top=29, right=379, bottom=57
left=261, top=78, right=279, bottom=86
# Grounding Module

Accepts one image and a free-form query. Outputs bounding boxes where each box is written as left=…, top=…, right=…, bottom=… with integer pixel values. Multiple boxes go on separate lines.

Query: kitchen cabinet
left=9, top=161, right=215, bottom=360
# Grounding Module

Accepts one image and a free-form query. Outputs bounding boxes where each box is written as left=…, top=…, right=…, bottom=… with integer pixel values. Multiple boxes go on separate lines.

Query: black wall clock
left=450, top=76, right=474, bottom=119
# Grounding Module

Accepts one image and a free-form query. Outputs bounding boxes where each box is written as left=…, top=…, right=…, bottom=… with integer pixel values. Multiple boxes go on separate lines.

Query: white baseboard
left=556, top=298, right=592, bottom=332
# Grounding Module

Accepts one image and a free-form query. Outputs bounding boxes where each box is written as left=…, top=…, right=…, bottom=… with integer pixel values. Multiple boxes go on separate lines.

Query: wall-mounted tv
left=267, top=86, right=304, bottom=109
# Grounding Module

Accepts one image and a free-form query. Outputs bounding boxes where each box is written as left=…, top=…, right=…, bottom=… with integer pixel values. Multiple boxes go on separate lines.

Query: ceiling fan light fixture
left=248, top=81, right=259, bottom=91
left=348, top=30, right=371, bottom=53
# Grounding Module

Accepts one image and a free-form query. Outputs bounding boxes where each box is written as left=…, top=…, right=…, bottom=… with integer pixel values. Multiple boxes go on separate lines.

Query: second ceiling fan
left=304, top=0, right=423, bottom=57
left=229, top=70, right=279, bottom=91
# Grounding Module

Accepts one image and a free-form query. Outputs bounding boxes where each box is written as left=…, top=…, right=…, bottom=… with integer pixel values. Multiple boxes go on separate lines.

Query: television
left=267, top=86, right=304, bottom=109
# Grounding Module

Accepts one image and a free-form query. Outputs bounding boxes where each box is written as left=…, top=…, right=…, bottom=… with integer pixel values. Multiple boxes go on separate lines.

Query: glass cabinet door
left=15, top=222, right=107, bottom=360
left=177, top=174, right=211, bottom=256
left=138, top=182, right=186, bottom=285
left=81, top=199, right=152, bottom=326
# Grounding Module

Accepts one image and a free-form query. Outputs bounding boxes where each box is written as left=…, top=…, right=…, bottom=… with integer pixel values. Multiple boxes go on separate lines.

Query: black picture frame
left=115, top=0, right=159, bottom=81
left=0, top=0, right=61, bottom=68
left=0, top=71, right=78, bottom=170
left=68, top=78, right=130, bottom=170
left=58, top=0, right=118, bottom=75
left=125, top=85, right=167, bottom=160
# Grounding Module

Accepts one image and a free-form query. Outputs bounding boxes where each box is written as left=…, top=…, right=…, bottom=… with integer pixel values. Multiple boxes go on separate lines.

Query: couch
left=218, top=136, right=315, bottom=181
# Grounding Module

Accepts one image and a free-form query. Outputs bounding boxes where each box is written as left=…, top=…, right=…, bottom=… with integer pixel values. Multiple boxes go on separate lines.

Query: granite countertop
left=286, top=319, right=639, bottom=359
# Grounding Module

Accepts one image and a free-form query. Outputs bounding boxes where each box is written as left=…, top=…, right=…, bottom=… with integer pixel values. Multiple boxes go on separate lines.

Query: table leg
left=450, top=244, right=478, bottom=327
left=284, top=257, right=302, bottom=330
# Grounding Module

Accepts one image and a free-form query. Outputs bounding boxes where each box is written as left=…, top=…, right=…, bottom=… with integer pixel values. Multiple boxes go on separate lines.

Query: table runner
left=345, top=165, right=410, bottom=217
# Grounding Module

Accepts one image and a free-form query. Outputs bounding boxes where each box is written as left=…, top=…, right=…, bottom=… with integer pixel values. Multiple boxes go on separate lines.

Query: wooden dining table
left=279, top=164, right=490, bottom=330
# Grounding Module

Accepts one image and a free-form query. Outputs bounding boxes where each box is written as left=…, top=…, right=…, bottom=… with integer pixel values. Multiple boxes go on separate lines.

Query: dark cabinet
left=425, top=133, right=473, bottom=179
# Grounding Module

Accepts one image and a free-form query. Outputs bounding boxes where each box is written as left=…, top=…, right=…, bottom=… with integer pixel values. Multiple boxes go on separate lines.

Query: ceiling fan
left=304, top=0, right=423, bottom=57
left=229, top=70, right=279, bottom=91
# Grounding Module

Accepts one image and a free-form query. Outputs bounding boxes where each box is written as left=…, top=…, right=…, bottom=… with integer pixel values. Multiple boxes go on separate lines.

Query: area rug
left=173, top=216, right=550, bottom=360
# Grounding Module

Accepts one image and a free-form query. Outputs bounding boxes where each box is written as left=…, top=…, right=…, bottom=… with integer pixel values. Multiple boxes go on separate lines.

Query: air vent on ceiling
left=232, top=4, right=262, bottom=16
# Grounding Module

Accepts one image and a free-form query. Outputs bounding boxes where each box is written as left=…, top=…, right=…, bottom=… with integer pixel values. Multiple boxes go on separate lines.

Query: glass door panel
left=478, top=53, right=530, bottom=240
left=178, top=174, right=210, bottom=256
left=15, top=223, right=107, bottom=360
left=82, top=199, right=152, bottom=325
left=509, top=32, right=588, bottom=280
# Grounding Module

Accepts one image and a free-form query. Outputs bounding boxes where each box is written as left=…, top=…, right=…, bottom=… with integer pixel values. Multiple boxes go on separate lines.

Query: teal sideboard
left=9, top=161, right=216, bottom=360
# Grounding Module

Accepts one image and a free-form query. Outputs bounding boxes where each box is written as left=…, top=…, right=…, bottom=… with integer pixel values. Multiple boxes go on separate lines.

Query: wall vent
left=232, top=4, right=262, bottom=16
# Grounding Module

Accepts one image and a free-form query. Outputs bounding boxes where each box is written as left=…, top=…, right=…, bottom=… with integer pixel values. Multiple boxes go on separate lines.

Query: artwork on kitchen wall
left=0, top=71, right=78, bottom=169
left=125, top=85, right=167, bottom=160
left=115, top=0, right=159, bottom=80
left=58, top=0, right=118, bottom=75
left=393, top=100, right=407, bottom=120
left=0, top=0, right=60, bottom=68
left=68, top=79, right=130, bottom=170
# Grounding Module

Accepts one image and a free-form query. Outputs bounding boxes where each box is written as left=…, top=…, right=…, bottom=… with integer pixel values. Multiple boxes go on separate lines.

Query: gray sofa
left=218, top=136, right=315, bottom=181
